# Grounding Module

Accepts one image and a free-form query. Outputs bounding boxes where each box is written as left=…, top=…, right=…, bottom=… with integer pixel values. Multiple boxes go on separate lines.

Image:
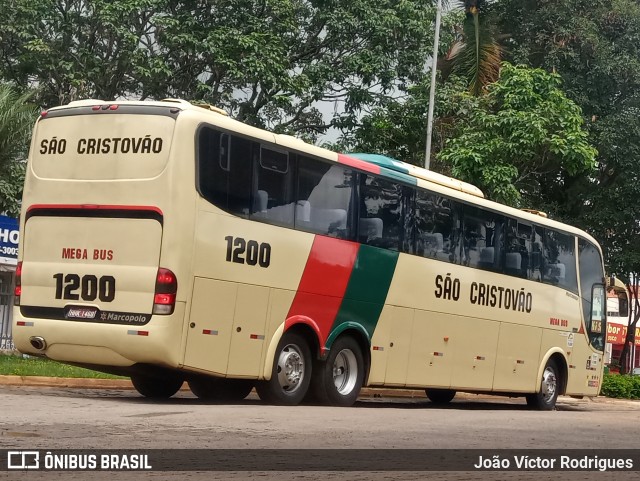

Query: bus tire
left=311, top=336, right=363, bottom=407
left=526, top=359, right=560, bottom=410
left=256, top=332, right=311, bottom=405
left=131, top=373, right=183, bottom=399
left=188, top=377, right=254, bottom=402
left=425, top=388, right=456, bottom=405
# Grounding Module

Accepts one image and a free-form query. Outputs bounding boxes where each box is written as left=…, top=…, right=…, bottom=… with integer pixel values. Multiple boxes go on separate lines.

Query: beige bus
left=13, top=99, right=608, bottom=409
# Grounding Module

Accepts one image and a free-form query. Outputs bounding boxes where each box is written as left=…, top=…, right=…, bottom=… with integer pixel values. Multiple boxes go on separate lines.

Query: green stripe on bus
left=327, top=245, right=399, bottom=347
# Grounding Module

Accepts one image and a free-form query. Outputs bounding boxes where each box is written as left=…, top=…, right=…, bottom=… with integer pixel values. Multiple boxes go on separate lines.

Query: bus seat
left=477, top=247, right=495, bottom=269
left=505, top=252, right=522, bottom=276
left=506, top=252, right=521, bottom=269
left=480, top=247, right=494, bottom=263
left=359, top=217, right=383, bottom=242
left=253, top=190, right=268, bottom=212
left=310, top=208, right=347, bottom=235
left=262, top=203, right=295, bottom=224
left=295, top=200, right=311, bottom=222
left=547, top=263, right=565, bottom=281
left=423, top=233, right=443, bottom=257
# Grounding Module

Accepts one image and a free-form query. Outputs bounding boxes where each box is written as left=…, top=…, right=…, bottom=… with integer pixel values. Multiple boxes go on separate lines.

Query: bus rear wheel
left=310, top=336, right=364, bottom=407
left=256, top=332, right=311, bottom=405
left=425, top=388, right=456, bottom=405
left=526, top=359, right=560, bottom=410
left=131, top=373, right=183, bottom=399
left=188, top=377, right=254, bottom=402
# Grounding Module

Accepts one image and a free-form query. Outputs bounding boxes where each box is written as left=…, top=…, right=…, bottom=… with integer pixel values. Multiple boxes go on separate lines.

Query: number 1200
left=53, top=273, right=116, bottom=302
left=224, top=236, right=271, bottom=268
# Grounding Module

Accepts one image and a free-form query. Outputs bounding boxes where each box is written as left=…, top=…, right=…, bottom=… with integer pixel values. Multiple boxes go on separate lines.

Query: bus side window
left=543, top=230, right=578, bottom=293
left=251, top=145, right=295, bottom=228
left=579, top=239, right=607, bottom=349
left=197, top=127, right=228, bottom=210
left=505, top=220, right=531, bottom=279
left=197, top=126, right=252, bottom=217
left=359, top=175, right=401, bottom=250
left=462, top=205, right=504, bottom=273
left=414, top=190, right=458, bottom=264
left=296, top=157, right=355, bottom=240
left=227, top=135, right=253, bottom=217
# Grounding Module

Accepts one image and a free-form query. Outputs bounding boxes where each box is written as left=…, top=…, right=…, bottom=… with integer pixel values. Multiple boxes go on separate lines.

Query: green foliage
left=336, top=74, right=468, bottom=172
left=442, top=0, right=502, bottom=96
left=600, top=373, right=640, bottom=400
left=494, top=0, right=640, bottom=276
left=0, top=84, right=37, bottom=215
left=0, top=0, right=161, bottom=105
left=0, top=0, right=439, bottom=141
left=438, top=63, right=596, bottom=206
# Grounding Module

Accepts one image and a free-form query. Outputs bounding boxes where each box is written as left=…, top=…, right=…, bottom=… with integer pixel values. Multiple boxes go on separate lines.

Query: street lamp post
left=424, top=0, right=443, bottom=170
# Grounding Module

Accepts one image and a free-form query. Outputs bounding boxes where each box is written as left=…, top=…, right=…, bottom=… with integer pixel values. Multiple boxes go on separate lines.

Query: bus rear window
left=32, top=114, right=175, bottom=180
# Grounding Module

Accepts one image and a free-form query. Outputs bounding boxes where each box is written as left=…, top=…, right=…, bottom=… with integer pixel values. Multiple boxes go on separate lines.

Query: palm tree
left=0, top=84, right=38, bottom=216
left=441, top=1, right=502, bottom=96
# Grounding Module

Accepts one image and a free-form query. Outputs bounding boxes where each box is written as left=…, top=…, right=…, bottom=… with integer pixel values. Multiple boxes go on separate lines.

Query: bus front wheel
left=425, top=388, right=456, bottom=405
left=188, top=377, right=254, bottom=402
left=311, top=336, right=364, bottom=407
left=131, top=373, right=183, bottom=399
left=256, top=332, right=311, bottom=405
left=526, top=359, right=560, bottom=410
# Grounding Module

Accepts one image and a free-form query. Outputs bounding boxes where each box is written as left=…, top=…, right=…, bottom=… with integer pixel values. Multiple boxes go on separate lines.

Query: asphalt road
left=1, top=383, right=639, bottom=481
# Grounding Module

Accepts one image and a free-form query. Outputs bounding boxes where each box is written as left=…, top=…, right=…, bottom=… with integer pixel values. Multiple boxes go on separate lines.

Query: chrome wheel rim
left=276, top=343, right=305, bottom=394
left=332, top=349, right=358, bottom=395
left=540, top=367, right=557, bottom=403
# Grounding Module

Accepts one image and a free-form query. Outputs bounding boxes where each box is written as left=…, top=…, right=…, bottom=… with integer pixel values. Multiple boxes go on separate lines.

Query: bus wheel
left=256, top=332, right=311, bottom=405
left=311, top=336, right=363, bottom=407
left=425, top=388, right=456, bottom=405
left=131, top=373, right=183, bottom=399
left=188, top=377, right=254, bottom=402
left=526, top=359, right=559, bottom=410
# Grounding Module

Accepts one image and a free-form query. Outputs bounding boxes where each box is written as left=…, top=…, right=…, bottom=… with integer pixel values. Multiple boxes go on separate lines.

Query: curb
left=0, top=375, right=425, bottom=397
left=2, top=375, right=638, bottom=405
left=0, top=375, right=134, bottom=390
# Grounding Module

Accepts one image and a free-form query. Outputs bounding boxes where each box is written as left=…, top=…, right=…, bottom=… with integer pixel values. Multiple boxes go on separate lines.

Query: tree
left=335, top=75, right=467, bottom=172
left=441, top=0, right=503, bottom=95
left=0, top=0, right=439, bottom=141
left=0, top=0, right=160, bottom=106
left=493, top=0, right=640, bottom=282
left=437, top=63, right=596, bottom=205
left=0, top=85, right=38, bottom=216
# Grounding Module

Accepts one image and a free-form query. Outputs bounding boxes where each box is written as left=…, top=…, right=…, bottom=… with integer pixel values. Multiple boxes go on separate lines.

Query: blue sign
left=0, top=215, right=19, bottom=265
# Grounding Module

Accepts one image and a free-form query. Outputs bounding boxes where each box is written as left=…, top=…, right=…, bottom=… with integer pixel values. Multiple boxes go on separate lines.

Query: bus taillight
left=14, top=261, right=22, bottom=306
left=153, top=267, right=177, bottom=315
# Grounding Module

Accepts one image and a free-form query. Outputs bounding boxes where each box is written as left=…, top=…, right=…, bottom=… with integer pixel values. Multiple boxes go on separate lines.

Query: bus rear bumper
left=12, top=303, right=186, bottom=370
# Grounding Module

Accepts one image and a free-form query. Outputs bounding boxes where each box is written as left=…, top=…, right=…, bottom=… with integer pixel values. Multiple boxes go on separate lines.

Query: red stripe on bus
left=337, top=154, right=380, bottom=175
left=285, top=236, right=359, bottom=349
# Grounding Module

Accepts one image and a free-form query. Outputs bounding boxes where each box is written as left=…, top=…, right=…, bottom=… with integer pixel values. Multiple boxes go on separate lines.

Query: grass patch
left=0, top=354, right=125, bottom=379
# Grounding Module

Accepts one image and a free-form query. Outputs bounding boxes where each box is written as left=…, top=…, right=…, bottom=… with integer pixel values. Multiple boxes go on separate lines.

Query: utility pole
left=424, top=0, right=443, bottom=170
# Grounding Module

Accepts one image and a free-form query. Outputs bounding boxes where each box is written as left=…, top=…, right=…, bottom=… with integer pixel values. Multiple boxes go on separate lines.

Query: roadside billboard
left=0, top=215, right=19, bottom=267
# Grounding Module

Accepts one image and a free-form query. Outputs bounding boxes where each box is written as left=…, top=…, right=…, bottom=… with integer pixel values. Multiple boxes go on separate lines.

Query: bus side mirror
left=618, top=294, right=629, bottom=318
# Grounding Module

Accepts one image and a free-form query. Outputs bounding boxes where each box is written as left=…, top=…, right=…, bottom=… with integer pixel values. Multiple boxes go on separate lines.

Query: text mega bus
left=13, top=99, right=607, bottom=409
